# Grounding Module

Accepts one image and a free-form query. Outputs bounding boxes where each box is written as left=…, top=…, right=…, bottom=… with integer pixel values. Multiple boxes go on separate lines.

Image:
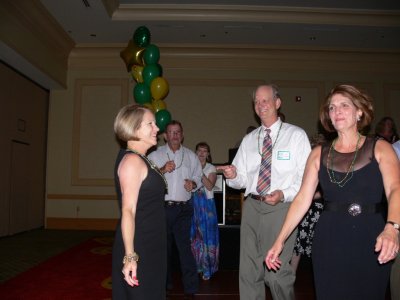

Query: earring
left=357, top=115, right=361, bottom=121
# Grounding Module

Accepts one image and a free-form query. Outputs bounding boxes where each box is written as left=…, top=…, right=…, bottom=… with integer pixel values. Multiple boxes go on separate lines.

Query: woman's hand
left=122, top=261, right=139, bottom=287
left=265, top=241, right=284, bottom=271
left=375, top=224, right=399, bottom=264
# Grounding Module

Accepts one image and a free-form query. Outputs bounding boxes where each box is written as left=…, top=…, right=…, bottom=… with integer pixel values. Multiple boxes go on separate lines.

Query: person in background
left=112, top=104, right=167, bottom=299
left=190, top=142, right=219, bottom=281
left=290, top=133, right=326, bottom=272
left=278, top=110, right=286, bottom=122
left=391, top=140, right=400, bottom=300
left=148, top=120, right=202, bottom=299
left=266, top=84, right=400, bottom=299
left=234, top=125, right=257, bottom=148
left=246, top=125, right=257, bottom=135
left=375, top=116, right=399, bottom=143
left=393, top=139, right=400, bottom=157
left=217, top=84, right=311, bottom=300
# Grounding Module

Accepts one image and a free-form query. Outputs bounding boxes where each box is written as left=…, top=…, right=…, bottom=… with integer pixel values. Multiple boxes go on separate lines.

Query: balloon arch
left=120, top=26, right=172, bottom=132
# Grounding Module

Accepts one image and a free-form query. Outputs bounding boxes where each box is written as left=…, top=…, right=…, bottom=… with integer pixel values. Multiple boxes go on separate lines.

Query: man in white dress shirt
left=218, top=84, right=311, bottom=300
left=148, top=120, right=202, bottom=299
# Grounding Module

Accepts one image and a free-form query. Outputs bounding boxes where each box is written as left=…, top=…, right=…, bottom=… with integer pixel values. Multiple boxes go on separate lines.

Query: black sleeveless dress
left=312, top=137, right=391, bottom=299
left=112, top=149, right=167, bottom=299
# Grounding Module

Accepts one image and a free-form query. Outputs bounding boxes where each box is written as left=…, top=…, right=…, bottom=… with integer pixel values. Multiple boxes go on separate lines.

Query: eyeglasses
left=166, top=131, right=182, bottom=135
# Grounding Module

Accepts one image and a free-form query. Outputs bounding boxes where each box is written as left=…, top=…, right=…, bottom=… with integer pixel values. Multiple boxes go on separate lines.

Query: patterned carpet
left=0, top=228, right=114, bottom=284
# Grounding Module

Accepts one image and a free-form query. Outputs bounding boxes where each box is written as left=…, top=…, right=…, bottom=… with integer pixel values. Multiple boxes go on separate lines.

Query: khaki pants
left=239, top=197, right=297, bottom=300
left=391, top=256, right=400, bottom=300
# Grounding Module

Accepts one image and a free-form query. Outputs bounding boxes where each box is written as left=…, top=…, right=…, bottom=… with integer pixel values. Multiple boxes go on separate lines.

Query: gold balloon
left=131, top=65, right=144, bottom=83
left=150, top=77, right=169, bottom=100
left=152, top=99, right=167, bottom=113
left=142, top=102, right=155, bottom=112
left=120, top=40, right=145, bottom=71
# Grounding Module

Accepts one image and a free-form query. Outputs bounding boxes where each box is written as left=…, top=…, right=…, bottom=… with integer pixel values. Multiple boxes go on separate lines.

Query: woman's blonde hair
left=114, top=104, right=150, bottom=142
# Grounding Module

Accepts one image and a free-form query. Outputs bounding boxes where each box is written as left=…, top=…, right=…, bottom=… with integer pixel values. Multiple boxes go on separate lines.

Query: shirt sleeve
left=226, top=140, right=249, bottom=190
left=280, top=130, right=311, bottom=202
left=393, top=141, right=400, bottom=159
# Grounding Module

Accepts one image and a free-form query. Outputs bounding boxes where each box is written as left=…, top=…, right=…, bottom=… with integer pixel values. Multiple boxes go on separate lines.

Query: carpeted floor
left=0, top=227, right=392, bottom=299
left=0, top=228, right=114, bottom=284
left=0, top=227, right=242, bottom=300
left=0, top=236, right=113, bottom=299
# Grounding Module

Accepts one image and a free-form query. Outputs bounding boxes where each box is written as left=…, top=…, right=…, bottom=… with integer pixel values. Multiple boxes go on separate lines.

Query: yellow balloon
left=120, top=40, right=145, bottom=71
left=152, top=99, right=167, bottom=113
left=142, top=102, right=155, bottom=112
left=131, top=65, right=144, bottom=83
left=150, top=77, right=169, bottom=100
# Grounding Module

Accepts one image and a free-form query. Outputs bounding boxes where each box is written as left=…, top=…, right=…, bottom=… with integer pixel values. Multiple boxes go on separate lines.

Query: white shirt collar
left=261, top=118, right=282, bottom=136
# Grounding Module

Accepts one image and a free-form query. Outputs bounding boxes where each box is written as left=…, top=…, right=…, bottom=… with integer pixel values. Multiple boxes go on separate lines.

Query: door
left=9, top=141, right=30, bottom=235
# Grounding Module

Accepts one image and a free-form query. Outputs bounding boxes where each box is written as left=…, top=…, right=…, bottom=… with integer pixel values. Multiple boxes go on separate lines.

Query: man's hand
left=161, top=160, right=175, bottom=173
left=184, top=179, right=196, bottom=192
left=264, top=190, right=284, bottom=205
left=216, top=165, right=237, bottom=179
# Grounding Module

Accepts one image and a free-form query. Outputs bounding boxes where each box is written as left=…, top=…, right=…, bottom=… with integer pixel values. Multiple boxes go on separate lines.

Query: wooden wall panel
left=72, top=79, right=128, bottom=186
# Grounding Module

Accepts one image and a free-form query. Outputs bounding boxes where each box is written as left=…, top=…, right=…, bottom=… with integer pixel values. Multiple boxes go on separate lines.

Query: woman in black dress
left=112, top=104, right=167, bottom=299
left=266, top=84, right=400, bottom=299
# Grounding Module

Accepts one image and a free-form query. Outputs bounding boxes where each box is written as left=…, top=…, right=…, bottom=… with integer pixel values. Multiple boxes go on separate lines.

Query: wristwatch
left=387, top=221, right=400, bottom=232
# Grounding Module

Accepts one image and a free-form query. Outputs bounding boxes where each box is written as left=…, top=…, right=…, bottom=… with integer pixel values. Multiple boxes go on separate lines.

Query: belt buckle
left=348, top=203, right=361, bottom=216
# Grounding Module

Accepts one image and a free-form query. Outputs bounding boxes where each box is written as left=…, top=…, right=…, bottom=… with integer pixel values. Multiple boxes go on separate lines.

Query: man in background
left=149, top=120, right=202, bottom=299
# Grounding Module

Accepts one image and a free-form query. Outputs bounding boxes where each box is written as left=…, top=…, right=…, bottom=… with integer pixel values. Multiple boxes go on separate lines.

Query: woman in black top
left=112, top=104, right=167, bottom=300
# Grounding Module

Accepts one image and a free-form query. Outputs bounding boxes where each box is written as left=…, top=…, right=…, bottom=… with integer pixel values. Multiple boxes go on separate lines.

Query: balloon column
left=120, top=26, right=172, bottom=132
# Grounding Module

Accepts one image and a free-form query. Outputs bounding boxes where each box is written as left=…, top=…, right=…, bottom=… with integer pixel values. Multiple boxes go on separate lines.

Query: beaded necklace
left=166, top=148, right=185, bottom=170
left=326, top=132, right=361, bottom=188
left=257, top=122, right=283, bottom=156
left=127, top=148, right=168, bottom=192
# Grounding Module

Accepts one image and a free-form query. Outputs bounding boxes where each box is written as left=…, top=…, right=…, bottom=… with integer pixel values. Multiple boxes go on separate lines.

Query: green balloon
left=144, top=44, right=160, bottom=65
left=133, top=26, right=151, bottom=47
left=133, top=83, right=151, bottom=104
left=155, top=109, right=172, bottom=132
left=156, top=63, right=163, bottom=77
left=142, top=64, right=161, bottom=86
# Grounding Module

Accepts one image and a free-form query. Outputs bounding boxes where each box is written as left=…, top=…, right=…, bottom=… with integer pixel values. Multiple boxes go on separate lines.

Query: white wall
left=45, top=45, right=400, bottom=229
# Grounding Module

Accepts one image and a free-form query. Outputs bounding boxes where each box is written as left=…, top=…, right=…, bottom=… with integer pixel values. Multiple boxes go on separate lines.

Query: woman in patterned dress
left=291, top=134, right=325, bottom=272
left=190, top=142, right=220, bottom=280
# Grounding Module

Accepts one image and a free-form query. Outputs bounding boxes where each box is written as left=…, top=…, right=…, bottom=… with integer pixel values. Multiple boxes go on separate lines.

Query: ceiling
left=39, top=0, right=400, bottom=51
left=1, top=0, right=399, bottom=90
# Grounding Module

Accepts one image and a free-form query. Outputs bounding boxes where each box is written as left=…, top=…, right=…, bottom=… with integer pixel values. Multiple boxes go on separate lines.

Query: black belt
left=248, top=193, right=267, bottom=202
left=165, top=200, right=189, bottom=207
left=324, top=202, right=384, bottom=216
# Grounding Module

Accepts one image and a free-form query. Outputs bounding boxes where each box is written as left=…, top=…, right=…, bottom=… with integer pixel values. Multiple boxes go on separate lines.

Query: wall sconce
left=295, top=96, right=302, bottom=102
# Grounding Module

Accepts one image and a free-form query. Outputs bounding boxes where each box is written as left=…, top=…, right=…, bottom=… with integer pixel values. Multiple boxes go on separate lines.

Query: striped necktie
left=256, top=129, right=272, bottom=196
